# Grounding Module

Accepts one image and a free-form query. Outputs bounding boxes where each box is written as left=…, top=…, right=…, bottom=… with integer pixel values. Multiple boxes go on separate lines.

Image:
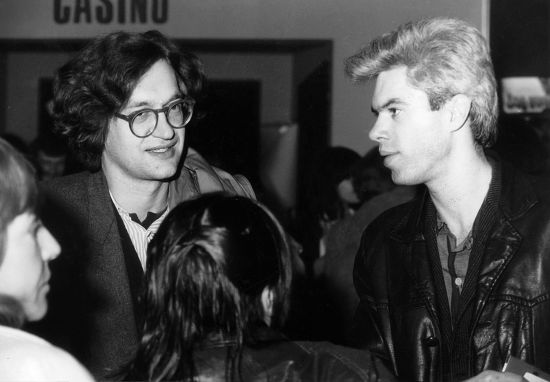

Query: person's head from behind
left=345, top=18, right=498, bottom=185
left=135, top=193, right=291, bottom=381
left=0, top=138, right=60, bottom=327
left=52, top=30, right=206, bottom=179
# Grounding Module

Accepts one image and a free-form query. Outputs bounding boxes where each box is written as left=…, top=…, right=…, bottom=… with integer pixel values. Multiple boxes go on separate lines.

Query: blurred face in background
left=0, top=212, right=60, bottom=321
left=36, top=150, right=66, bottom=180
left=337, top=178, right=360, bottom=206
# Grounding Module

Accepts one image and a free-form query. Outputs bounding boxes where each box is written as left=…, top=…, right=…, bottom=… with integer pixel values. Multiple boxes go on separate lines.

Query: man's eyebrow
left=371, top=98, right=405, bottom=114
left=125, top=94, right=182, bottom=109
left=125, top=100, right=149, bottom=109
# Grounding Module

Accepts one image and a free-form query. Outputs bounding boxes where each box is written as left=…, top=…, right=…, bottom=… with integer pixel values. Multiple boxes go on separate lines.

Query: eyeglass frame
left=114, top=96, right=196, bottom=138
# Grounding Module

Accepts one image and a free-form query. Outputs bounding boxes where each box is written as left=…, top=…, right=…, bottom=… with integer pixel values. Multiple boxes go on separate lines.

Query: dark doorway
left=189, top=80, right=262, bottom=188
left=296, top=60, right=331, bottom=211
left=490, top=0, right=550, bottom=79
left=38, top=77, right=54, bottom=135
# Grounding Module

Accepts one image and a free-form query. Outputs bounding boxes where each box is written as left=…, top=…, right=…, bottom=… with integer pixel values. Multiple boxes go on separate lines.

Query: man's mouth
left=146, top=141, right=177, bottom=153
left=149, top=147, right=170, bottom=153
left=379, top=149, right=397, bottom=157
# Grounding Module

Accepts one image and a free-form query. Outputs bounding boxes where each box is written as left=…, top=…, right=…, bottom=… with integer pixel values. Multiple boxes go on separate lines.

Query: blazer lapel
left=85, top=171, right=138, bottom=362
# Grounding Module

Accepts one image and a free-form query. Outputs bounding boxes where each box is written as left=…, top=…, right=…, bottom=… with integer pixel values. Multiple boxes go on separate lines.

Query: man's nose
left=152, top=112, right=176, bottom=140
left=368, top=117, right=387, bottom=143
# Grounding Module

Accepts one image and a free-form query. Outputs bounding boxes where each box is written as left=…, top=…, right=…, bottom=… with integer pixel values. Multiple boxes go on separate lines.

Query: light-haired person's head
left=0, top=138, right=60, bottom=326
left=0, top=138, right=37, bottom=257
left=345, top=17, right=498, bottom=148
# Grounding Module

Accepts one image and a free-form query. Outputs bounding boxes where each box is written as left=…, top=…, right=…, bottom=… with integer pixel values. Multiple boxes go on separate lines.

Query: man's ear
left=261, top=287, right=274, bottom=326
left=447, top=94, right=472, bottom=133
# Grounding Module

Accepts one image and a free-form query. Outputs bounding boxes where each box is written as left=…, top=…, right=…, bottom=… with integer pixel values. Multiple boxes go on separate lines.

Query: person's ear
left=447, top=94, right=472, bottom=133
left=261, top=287, right=274, bottom=326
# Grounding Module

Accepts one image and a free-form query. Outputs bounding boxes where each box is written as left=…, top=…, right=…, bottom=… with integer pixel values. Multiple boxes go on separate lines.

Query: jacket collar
left=199, top=324, right=286, bottom=350
left=389, top=151, right=538, bottom=243
left=86, top=170, right=118, bottom=246
left=168, top=147, right=227, bottom=208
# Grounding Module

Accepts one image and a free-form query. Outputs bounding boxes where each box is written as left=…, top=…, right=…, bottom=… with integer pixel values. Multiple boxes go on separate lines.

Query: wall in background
left=198, top=52, right=293, bottom=124
left=5, top=52, right=72, bottom=141
left=0, top=0, right=483, bottom=155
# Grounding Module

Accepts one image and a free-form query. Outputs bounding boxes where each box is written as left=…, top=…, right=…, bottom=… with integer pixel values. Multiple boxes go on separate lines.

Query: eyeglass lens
left=132, top=100, right=192, bottom=137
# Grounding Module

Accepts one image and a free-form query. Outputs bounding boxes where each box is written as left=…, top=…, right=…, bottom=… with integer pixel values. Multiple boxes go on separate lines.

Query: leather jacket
left=124, top=326, right=396, bottom=381
left=352, top=156, right=550, bottom=381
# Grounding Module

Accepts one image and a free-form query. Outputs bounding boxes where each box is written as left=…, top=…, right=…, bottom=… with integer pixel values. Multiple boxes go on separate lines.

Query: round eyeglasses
left=115, top=96, right=195, bottom=138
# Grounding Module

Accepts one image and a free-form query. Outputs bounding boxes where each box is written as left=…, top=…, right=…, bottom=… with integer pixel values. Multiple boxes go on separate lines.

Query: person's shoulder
left=0, top=326, right=94, bottom=381
left=40, top=171, right=94, bottom=194
left=500, top=159, right=550, bottom=213
left=39, top=172, right=103, bottom=226
left=293, top=341, right=396, bottom=381
left=40, top=172, right=98, bottom=213
left=350, top=186, right=417, bottom=230
left=365, top=195, right=418, bottom=233
left=182, top=147, right=255, bottom=199
left=525, top=171, right=550, bottom=201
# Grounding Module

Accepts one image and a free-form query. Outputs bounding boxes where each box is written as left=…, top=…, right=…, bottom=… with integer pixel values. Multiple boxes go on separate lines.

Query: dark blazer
left=352, top=156, right=550, bottom=381
left=32, top=149, right=254, bottom=379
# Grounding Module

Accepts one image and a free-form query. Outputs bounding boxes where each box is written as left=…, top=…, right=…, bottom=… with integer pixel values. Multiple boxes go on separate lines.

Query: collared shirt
left=109, top=192, right=169, bottom=270
left=436, top=217, right=473, bottom=310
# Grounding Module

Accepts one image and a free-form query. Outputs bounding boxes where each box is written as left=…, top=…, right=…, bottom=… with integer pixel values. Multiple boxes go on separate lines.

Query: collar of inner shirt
left=436, top=215, right=473, bottom=252
left=110, top=191, right=168, bottom=230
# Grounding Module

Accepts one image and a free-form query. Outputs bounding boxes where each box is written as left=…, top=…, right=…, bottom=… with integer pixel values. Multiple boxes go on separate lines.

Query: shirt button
left=455, top=278, right=463, bottom=287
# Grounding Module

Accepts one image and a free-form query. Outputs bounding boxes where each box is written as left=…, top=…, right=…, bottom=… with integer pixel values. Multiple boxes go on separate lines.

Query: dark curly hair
left=52, top=30, right=206, bottom=171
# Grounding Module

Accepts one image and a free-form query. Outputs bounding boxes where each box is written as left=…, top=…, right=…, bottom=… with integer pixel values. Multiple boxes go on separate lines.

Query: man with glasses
left=32, top=30, right=254, bottom=379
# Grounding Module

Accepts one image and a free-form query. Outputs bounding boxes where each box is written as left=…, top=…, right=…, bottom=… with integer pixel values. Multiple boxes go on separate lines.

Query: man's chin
left=149, top=165, right=180, bottom=181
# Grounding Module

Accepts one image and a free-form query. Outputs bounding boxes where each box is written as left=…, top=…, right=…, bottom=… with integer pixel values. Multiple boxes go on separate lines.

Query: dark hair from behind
left=52, top=30, right=206, bottom=171
left=129, top=193, right=292, bottom=381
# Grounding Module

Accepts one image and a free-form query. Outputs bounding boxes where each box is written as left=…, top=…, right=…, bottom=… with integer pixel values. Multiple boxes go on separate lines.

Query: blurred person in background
left=316, top=147, right=417, bottom=344
left=303, top=146, right=362, bottom=263
left=31, top=133, right=68, bottom=181
left=287, top=146, right=360, bottom=340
